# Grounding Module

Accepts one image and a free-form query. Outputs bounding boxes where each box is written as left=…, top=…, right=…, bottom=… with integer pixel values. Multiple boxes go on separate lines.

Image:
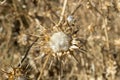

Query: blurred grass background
left=0, top=0, right=120, bottom=80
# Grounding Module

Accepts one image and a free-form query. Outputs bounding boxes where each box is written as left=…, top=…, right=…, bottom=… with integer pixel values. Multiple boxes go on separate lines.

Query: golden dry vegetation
left=0, top=0, right=120, bottom=80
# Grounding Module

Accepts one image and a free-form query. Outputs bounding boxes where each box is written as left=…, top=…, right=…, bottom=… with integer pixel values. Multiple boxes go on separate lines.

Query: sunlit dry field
left=0, top=0, right=120, bottom=80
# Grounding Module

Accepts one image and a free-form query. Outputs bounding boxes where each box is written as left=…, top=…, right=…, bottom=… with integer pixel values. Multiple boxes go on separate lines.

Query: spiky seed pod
left=49, top=31, right=71, bottom=53
left=3, top=67, right=28, bottom=80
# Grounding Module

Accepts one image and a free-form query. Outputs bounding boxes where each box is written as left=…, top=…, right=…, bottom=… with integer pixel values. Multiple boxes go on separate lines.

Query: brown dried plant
left=1, top=0, right=120, bottom=80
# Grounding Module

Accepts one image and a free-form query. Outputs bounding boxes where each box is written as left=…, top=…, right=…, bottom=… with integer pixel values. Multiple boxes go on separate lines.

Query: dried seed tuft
left=49, top=31, right=71, bottom=53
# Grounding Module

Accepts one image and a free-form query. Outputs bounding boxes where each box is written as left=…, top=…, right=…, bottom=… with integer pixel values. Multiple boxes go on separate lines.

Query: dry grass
left=0, top=0, right=120, bottom=80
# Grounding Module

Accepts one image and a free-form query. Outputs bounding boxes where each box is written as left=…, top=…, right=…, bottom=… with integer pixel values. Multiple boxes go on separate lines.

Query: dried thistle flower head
left=2, top=67, right=27, bottom=80
left=49, top=31, right=71, bottom=53
left=67, top=15, right=74, bottom=23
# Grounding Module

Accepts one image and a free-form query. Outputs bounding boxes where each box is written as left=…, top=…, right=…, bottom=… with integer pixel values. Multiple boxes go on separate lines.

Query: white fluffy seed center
left=49, top=32, right=71, bottom=53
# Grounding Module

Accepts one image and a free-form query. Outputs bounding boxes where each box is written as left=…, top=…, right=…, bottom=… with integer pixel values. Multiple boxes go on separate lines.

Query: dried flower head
left=49, top=31, right=71, bottom=53
left=67, top=15, right=74, bottom=23
left=2, top=67, right=27, bottom=80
